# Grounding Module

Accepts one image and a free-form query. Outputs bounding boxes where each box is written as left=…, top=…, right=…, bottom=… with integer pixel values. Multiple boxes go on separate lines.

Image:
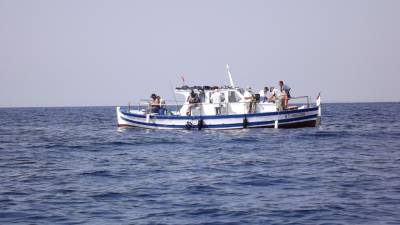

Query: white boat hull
left=116, top=106, right=320, bottom=130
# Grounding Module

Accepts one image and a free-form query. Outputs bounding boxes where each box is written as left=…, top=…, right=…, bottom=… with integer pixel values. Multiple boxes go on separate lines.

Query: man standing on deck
left=243, top=86, right=256, bottom=113
left=268, top=87, right=284, bottom=111
left=279, top=81, right=291, bottom=109
left=149, top=93, right=161, bottom=113
left=186, top=90, right=200, bottom=115
left=211, top=89, right=222, bottom=115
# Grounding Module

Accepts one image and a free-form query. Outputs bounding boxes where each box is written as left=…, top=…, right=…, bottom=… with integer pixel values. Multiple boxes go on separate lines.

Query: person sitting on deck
left=149, top=94, right=161, bottom=113
left=186, top=90, right=200, bottom=115
left=267, top=87, right=279, bottom=103
left=279, top=80, right=291, bottom=109
left=243, top=86, right=256, bottom=113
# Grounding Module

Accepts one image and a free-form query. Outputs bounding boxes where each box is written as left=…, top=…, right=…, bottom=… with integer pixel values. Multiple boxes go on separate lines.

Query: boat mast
left=226, top=64, right=235, bottom=88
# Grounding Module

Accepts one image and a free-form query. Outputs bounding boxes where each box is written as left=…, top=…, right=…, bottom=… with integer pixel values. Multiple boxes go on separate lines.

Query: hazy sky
left=0, top=0, right=399, bottom=107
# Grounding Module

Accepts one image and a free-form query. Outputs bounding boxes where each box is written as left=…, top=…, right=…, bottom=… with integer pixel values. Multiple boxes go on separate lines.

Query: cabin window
left=199, top=91, right=205, bottom=103
left=220, top=92, right=226, bottom=103
left=207, top=92, right=212, bottom=103
left=228, top=91, right=240, bottom=103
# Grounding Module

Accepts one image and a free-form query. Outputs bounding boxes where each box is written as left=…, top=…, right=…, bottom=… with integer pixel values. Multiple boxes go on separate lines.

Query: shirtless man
left=186, top=90, right=200, bottom=115
left=149, top=93, right=160, bottom=113
left=279, top=81, right=291, bottom=109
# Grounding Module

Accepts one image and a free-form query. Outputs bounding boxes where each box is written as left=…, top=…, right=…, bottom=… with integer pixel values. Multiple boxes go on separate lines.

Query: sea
left=0, top=103, right=399, bottom=225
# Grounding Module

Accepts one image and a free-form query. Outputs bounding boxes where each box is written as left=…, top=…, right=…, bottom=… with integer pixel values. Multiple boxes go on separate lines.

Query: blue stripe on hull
left=120, top=107, right=319, bottom=120
left=120, top=114, right=318, bottom=129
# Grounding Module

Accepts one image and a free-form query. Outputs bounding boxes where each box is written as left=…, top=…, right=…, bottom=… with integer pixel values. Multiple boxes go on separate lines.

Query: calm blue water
left=0, top=103, right=400, bottom=224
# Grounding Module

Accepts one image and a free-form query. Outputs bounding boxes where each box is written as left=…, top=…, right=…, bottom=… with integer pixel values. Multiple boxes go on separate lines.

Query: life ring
left=185, top=121, right=193, bottom=130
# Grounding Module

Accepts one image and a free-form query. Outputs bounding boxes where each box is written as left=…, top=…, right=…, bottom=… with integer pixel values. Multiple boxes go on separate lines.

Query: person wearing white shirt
left=259, top=87, right=269, bottom=102
left=243, top=87, right=256, bottom=113
left=211, top=89, right=222, bottom=115
left=268, top=87, right=284, bottom=111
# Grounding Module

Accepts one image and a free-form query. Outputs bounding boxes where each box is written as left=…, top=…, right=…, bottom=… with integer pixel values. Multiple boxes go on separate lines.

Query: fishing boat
left=116, top=65, right=321, bottom=130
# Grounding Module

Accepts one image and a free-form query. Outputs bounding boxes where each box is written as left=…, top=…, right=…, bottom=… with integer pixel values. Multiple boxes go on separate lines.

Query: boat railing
left=134, top=100, right=185, bottom=113
left=128, top=95, right=313, bottom=115
left=135, top=96, right=311, bottom=106
left=288, top=96, right=311, bottom=108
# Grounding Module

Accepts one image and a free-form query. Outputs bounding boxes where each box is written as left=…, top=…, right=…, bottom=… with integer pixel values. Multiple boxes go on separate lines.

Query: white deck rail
left=127, top=95, right=313, bottom=116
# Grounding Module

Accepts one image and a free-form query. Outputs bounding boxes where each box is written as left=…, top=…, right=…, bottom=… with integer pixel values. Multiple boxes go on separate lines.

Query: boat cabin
left=175, top=85, right=277, bottom=116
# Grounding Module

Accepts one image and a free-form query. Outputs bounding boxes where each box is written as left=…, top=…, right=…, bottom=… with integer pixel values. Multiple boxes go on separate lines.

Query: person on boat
left=265, top=87, right=275, bottom=102
left=279, top=81, right=291, bottom=109
left=199, top=89, right=206, bottom=103
left=149, top=93, right=161, bottom=113
left=267, top=87, right=279, bottom=103
left=186, top=90, right=200, bottom=115
left=259, top=87, right=269, bottom=102
left=243, top=86, right=256, bottom=113
left=267, top=87, right=284, bottom=111
left=211, top=89, right=222, bottom=115
left=157, top=96, right=167, bottom=115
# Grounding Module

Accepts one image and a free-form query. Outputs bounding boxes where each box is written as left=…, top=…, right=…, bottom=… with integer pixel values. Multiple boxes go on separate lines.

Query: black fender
left=198, top=119, right=204, bottom=130
left=185, top=121, right=193, bottom=130
left=243, top=116, right=249, bottom=128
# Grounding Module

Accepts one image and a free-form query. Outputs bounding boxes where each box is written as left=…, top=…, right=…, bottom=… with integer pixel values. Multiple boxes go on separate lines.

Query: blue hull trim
left=120, top=107, right=319, bottom=120
left=120, top=114, right=318, bottom=129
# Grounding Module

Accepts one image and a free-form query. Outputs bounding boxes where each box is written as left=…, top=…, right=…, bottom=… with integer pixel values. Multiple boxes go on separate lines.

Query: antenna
left=226, top=64, right=235, bottom=88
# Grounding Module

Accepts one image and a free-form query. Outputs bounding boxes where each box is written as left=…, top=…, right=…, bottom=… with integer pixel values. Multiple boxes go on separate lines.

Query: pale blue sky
left=0, top=0, right=399, bottom=107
